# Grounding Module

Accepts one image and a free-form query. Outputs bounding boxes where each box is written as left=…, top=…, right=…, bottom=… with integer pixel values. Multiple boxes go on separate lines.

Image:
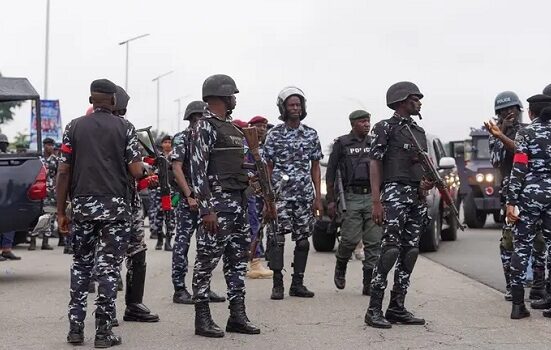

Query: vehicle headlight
left=476, top=173, right=484, bottom=183
left=485, top=173, right=494, bottom=182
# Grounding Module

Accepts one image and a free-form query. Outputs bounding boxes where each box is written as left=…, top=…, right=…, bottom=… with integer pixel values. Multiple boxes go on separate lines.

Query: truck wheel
left=463, top=192, right=487, bottom=228
left=312, top=220, right=336, bottom=252
left=420, top=212, right=441, bottom=252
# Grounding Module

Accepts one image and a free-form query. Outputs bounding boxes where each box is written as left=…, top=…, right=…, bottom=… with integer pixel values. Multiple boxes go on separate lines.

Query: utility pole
left=174, top=95, right=191, bottom=132
left=118, top=33, right=150, bottom=91
left=152, top=71, right=174, bottom=132
left=44, top=0, right=50, bottom=99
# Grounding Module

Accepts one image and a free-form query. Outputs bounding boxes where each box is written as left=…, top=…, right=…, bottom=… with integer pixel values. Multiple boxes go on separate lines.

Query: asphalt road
left=423, top=221, right=507, bottom=292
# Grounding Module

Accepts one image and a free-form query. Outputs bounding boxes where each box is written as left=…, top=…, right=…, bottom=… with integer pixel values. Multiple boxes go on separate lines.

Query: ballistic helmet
left=202, top=74, right=239, bottom=101
left=184, top=101, right=207, bottom=120
left=114, top=86, right=130, bottom=113
left=386, top=81, right=423, bottom=110
left=494, top=91, right=522, bottom=113
left=543, top=84, right=551, bottom=96
left=277, top=86, right=307, bottom=120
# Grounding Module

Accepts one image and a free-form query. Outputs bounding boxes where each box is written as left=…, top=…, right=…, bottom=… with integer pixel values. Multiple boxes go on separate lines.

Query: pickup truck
left=0, top=77, right=47, bottom=243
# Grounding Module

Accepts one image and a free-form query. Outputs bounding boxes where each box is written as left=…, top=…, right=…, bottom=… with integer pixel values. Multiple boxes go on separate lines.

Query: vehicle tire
left=493, top=212, right=503, bottom=224
left=312, top=220, right=336, bottom=252
left=420, top=212, right=441, bottom=252
left=463, top=192, right=487, bottom=228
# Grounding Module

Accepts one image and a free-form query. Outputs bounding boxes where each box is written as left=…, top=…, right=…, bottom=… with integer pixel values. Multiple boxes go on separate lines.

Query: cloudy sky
left=1, top=0, right=550, bottom=152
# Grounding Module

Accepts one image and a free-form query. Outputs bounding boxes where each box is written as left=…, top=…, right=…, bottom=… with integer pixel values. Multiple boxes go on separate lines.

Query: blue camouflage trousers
left=148, top=187, right=176, bottom=237
left=127, top=202, right=147, bottom=257
left=276, top=199, right=314, bottom=241
left=371, top=184, right=428, bottom=292
left=192, top=191, right=250, bottom=303
left=248, top=195, right=265, bottom=258
left=68, top=220, right=130, bottom=326
left=172, top=199, right=198, bottom=291
left=510, top=184, right=551, bottom=288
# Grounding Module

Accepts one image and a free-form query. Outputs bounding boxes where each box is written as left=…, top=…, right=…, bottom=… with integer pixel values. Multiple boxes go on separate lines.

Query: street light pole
left=118, top=33, right=150, bottom=92
left=152, top=70, right=174, bottom=133
left=44, top=0, right=50, bottom=99
left=174, top=95, right=191, bottom=132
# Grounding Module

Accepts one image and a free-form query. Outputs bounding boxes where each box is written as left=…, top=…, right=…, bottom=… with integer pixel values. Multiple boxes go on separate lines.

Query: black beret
left=90, top=79, right=117, bottom=94
left=42, top=137, right=55, bottom=144
left=527, top=94, right=551, bottom=104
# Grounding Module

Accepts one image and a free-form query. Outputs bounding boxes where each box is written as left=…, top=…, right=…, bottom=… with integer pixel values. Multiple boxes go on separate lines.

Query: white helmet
left=277, top=86, right=307, bottom=120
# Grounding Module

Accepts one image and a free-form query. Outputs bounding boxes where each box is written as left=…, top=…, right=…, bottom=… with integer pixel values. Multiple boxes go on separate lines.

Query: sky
left=1, top=0, right=551, bottom=153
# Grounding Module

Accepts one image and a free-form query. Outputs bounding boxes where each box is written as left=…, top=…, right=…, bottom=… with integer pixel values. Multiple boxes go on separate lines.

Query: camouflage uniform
left=171, top=129, right=198, bottom=291
left=36, top=154, right=59, bottom=239
left=490, top=126, right=546, bottom=293
left=263, top=123, right=323, bottom=241
left=190, top=111, right=250, bottom=303
left=61, top=109, right=141, bottom=328
left=368, top=114, right=429, bottom=293
left=507, top=120, right=551, bottom=289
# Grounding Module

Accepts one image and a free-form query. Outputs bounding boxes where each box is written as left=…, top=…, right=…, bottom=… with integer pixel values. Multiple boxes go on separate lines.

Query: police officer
left=326, top=110, right=382, bottom=294
left=365, top=82, right=431, bottom=329
left=190, top=74, right=260, bottom=338
left=0, top=133, right=9, bottom=153
left=111, top=86, right=159, bottom=324
left=56, top=79, right=144, bottom=347
left=29, top=137, right=58, bottom=250
left=171, top=100, right=225, bottom=304
left=484, top=91, right=547, bottom=301
left=264, top=86, right=324, bottom=300
left=505, top=95, right=551, bottom=319
left=544, top=84, right=551, bottom=96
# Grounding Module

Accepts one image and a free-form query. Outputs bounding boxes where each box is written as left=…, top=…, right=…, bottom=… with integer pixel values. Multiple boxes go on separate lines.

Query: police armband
left=137, top=175, right=158, bottom=191
left=513, top=153, right=528, bottom=165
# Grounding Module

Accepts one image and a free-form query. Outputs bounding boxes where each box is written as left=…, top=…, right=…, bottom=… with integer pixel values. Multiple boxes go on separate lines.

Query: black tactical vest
left=69, top=111, right=130, bottom=199
left=206, top=118, right=249, bottom=191
left=336, top=133, right=371, bottom=187
left=382, top=118, right=427, bottom=186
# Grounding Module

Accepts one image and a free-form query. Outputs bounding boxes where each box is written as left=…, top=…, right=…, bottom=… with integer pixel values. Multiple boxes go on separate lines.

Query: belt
left=347, top=185, right=371, bottom=194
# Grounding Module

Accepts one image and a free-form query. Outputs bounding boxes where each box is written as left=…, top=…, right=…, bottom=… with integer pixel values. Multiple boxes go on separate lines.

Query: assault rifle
left=242, top=127, right=279, bottom=261
left=335, top=168, right=347, bottom=213
left=137, top=127, right=172, bottom=212
left=403, top=124, right=465, bottom=231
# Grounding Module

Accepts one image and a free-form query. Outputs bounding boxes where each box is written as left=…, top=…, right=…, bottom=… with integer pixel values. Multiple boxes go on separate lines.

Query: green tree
left=0, top=72, right=23, bottom=124
left=13, top=131, right=30, bottom=150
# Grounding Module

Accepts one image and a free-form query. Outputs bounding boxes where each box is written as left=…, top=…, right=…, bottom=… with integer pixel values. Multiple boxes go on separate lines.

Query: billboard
left=30, top=100, right=62, bottom=150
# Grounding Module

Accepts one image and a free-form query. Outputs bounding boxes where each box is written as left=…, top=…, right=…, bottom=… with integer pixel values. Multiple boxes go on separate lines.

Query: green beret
left=349, top=109, right=371, bottom=121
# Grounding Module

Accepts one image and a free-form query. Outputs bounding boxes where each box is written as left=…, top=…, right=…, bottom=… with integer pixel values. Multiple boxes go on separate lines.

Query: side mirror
left=439, top=157, right=456, bottom=169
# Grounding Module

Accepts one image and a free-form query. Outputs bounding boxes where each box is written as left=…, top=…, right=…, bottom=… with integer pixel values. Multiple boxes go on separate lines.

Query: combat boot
left=155, top=235, right=163, bottom=250
left=194, top=302, right=225, bottom=338
left=362, top=269, right=373, bottom=296
left=364, top=288, right=391, bottom=329
left=333, top=257, right=347, bottom=290
left=289, top=273, right=315, bottom=298
left=542, top=308, right=551, bottom=318
left=124, top=303, right=159, bottom=322
left=173, top=287, right=193, bottom=304
left=531, top=281, right=551, bottom=309
left=66, top=323, right=84, bottom=345
left=117, top=278, right=123, bottom=292
left=89, top=281, right=96, bottom=294
left=510, top=285, right=530, bottom=320
left=247, top=258, right=273, bottom=279
left=529, top=270, right=546, bottom=300
left=41, top=237, right=53, bottom=250
left=271, top=270, right=284, bottom=300
left=164, top=235, right=173, bottom=251
left=57, top=236, right=66, bottom=246
left=28, top=236, right=37, bottom=251
left=208, top=290, right=226, bottom=303
left=226, top=297, right=261, bottom=334
left=385, top=291, right=425, bottom=325
left=94, top=316, right=122, bottom=348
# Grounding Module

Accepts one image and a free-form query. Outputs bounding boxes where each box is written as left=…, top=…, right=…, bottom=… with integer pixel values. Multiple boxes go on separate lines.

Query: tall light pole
left=44, top=0, right=50, bottom=99
left=119, top=33, right=150, bottom=91
left=174, top=95, right=191, bottom=132
left=152, top=71, right=174, bottom=132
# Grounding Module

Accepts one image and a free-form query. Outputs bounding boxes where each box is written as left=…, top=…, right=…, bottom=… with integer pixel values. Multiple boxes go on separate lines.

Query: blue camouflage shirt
left=263, top=122, right=323, bottom=202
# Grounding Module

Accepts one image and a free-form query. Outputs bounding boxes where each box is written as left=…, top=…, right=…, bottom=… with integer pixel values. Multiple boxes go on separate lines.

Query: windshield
left=473, top=137, right=490, bottom=160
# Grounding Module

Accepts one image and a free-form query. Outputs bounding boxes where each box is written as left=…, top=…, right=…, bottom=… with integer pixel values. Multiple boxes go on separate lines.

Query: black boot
left=94, top=316, right=122, bottom=348
left=155, top=235, right=163, bottom=250
left=531, top=281, right=551, bottom=309
left=529, top=269, right=546, bottom=300
left=385, top=291, right=425, bottom=325
left=58, top=236, right=66, bottom=246
left=164, top=235, right=173, bottom=251
left=208, top=289, right=226, bottom=303
left=124, top=251, right=159, bottom=322
left=28, top=236, right=37, bottom=251
left=510, top=285, right=530, bottom=320
left=543, top=308, right=551, bottom=318
left=194, top=302, right=225, bottom=338
left=173, top=287, right=193, bottom=304
left=117, top=278, right=123, bottom=292
left=362, top=269, right=373, bottom=296
left=63, top=244, right=74, bottom=254
left=334, top=257, right=347, bottom=290
left=226, top=297, right=260, bottom=334
left=271, top=270, right=284, bottom=300
left=89, top=281, right=96, bottom=294
left=289, top=239, right=314, bottom=298
left=66, top=323, right=84, bottom=345
left=41, top=237, right=53, bottom=250
left=364, top=288, right=391, bottom=329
